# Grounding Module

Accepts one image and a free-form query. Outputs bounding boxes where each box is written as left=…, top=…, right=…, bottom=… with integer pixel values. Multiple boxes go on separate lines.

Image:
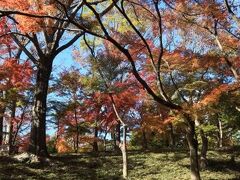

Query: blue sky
left=47, top=40, right=81, bottom=136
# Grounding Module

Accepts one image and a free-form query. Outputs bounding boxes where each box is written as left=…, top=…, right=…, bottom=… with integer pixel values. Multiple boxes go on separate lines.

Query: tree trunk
left=0, top=108, right=3, bottom=146
left=112, top=132, right=117, bottom=150
left=55, top=117, right=60, bottom=151
left=115, top=122, right=121, bottom=151
left=218, top=119, right=223, bottom=148
left=108, top=93, right=128, bottom=179
left=120, top=125, right=128, bottom=179
left=75, top=132, right=79, bottom=153
left=103, top=131, right=108, bottom=152
left=169, top=123, right=175, bottom=147
left=74, top=104, right=79, bottom=153
left=142, top=129, right=148, bottom=150
left=73, top=138, right=76, bottom=152
left=93, top=125, right=98, bottom=152
left=184, top=114, right=201, bottom=180
left=0, top=91, right=6, bottom=146
left=28, top=58, right=53, bottom=157
left=164, top=132, right=169, bottom=147
left=12, top=111, right=25, bottom=149
left=8, top=101, right=16, bottom=154
left=200, top=129, right=208, bottom=169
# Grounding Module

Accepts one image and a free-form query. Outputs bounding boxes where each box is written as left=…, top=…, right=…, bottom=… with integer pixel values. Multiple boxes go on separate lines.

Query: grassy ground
left=0, top=150, right=239, bottom=179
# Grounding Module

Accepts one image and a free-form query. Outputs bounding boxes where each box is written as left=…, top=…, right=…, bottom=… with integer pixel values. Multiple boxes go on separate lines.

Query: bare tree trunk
left=185, top=114, right=201, bottom=180
left=28, top=58, right=53, bottom=157
left=120, top=125, right=128, bottom=179
left=218, top=119, right=223, bottom=148
left=200, top=129, right=208, bottom=169
left=8, top=101, right=16, bottom=154
left=55, top=117, right=60, bottom=151
left=93, top=124, right=98, bottom=152
left=0, top=91, right=6, bottom=146
left=73, top=138, right=76, bottom=152
left=115, top=122, right=121, bottom=151
left=164, top=132, right=169, bottom=147
left=112, top=132, right=117, bottom=150
left=109, top=94, right=128, bottom=179
left=169, top=123, right=175, bottom=147
left=0, top=108, right=3, bottom=146
left=103, top=130, right=108, bottom=152
left=0, top=115, right=3, bottom=146
left=74, top=103, right=79, bottom=153
left=12, top=110, right=25, bottom=148
left=75, top=132, right=79, bottom=153
left=142, top=129, right=148, bottom=150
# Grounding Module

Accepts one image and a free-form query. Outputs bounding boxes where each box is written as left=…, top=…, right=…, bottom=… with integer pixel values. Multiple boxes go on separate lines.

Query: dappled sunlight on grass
left=0, top=151, right=239, bottom=179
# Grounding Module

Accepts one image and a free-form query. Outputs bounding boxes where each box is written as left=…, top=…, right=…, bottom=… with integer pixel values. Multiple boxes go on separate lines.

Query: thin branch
left=224, top=0, right=240, bottom=27
left=54, top=33, right=83, bottom=57
left=84, top=1, right=182, bottom=110
left=10, top=33, right=38, bottom=64
left=153, top=0, right=171, bottom=102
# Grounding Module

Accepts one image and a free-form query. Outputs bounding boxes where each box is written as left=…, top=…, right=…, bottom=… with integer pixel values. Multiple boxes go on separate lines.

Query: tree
left=64, top=1, right=240, bottom=179
left=0, top=0, right=84, bottom=157
left=78, top=36, right=140, bottom=178
left=53, top=68, right=89, bottom=153
left=0, top=17, right=15, bottom=146
left=0, top=17, right=33, bottom=153
left=0, top=59, right=32, bottom=154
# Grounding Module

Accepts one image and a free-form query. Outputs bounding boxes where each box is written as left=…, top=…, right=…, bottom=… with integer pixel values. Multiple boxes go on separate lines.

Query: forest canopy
left=0, top=1, right=239, bottom=180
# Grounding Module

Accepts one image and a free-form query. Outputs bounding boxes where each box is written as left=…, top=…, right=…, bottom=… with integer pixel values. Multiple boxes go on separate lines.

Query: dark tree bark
left=0, top=109, right=3, bottom=146
left=200, top=129, right=208, bottom=169
left=142, top=129, right=148, bottom=150
left=116, top=122, right=121, bottom=142
left=0, top=119, right=3, bottom=145
left=164, top=132, right=169, bottom=147
left=12, top=108, right=26, bottom=149
left=103, top=130, right=108, bottom=152
left=185, top=114, right=201, bottom=180
left=112, top=132, right=117, bottom=150
left=74, top=102, right=79, bottom=153
left=93, top=125, right=98, bottom=152
left=73, top=139, right=76, bottom=152
left=8, top=101, right=16, bottom=154
left=28, top=58, right=53, bottom=157
left=115, top=122, right=121, bottom=151
left=75, top=131, right=79, bottom=153
left=6, top=9, right=82, bottom=157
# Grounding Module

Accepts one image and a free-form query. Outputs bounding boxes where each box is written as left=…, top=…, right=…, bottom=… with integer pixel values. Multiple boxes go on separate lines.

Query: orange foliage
left=194, top=83, right=240, bottom=109
left=0, top=59, right=32, bottom=90
left=141, top=114, right=175, bottom=133
left=0, top=0, right=58, bottom=33
left=56, top=138, right=72, bottom=153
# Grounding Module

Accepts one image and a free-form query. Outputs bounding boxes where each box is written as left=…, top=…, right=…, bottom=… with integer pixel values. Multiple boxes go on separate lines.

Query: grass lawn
left=0, top=150, right=239, bottom=179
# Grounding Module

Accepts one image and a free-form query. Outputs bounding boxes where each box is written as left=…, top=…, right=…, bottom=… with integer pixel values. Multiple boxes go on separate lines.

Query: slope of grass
left=0, top=150, right=239, bottom=179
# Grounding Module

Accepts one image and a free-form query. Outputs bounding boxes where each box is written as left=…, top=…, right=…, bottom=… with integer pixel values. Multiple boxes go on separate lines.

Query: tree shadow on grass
left=0, top=156, right=38, bottom=179
left=179, top=157, right=240, bottom=180
left=54, top=153, right=127, bottom=179
left=0, top=154, right=124, bottom=180
left=128, top=156, right=145, bottom=171
left=207, top=159, right=240, bottom=172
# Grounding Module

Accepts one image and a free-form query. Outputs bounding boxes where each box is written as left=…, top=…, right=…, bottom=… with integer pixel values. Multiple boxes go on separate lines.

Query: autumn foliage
left=0, top=1, right=240, bottom=179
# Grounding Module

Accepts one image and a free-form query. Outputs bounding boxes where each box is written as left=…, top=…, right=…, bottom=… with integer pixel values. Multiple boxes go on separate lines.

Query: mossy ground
left=0, top=150, right=239, bottom=179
